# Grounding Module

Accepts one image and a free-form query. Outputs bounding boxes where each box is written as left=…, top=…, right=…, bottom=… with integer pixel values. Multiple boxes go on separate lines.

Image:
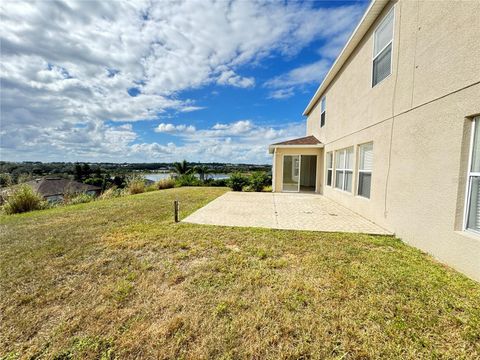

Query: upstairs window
left=326, top=152, right=333, bottom=186
left=465, top=117, right=480, bottom=233
left=372, top=8, right=394, bottom=86
left=320, top=97, right=326, bottom=127
left=357, top=143, right=373, bottom=198
left=335, top=147, right=354, bottom=192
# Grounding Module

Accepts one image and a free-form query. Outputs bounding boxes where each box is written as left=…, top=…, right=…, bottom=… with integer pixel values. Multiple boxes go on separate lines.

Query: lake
left=144, top=173, right=230, bottom=182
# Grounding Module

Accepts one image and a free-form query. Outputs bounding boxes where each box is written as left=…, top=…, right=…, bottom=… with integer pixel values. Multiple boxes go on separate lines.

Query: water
left=144, top=173, right=230, bottom=182
left=144, top=173, right=171, bottom=182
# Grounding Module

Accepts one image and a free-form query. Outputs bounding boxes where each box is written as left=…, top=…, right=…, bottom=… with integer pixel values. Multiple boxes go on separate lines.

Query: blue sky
left=0, top=0, right=368, bottom=164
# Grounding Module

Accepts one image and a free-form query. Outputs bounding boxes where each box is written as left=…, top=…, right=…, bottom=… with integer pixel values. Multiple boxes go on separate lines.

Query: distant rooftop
left=26, top=177, right=101, bottom=197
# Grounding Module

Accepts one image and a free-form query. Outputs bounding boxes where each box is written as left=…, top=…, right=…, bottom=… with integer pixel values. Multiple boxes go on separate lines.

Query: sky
left=0, top=0, right=368, bottom=164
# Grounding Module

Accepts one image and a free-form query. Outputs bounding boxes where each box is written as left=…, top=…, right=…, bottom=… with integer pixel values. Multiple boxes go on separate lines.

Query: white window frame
left=372, top=7, right=395, bottom=87
left=282, top=154, right=301, bottom=192
left=281, top=154, right=318, bottom=193
left=320, top=96, right=326, bottom=128
left=326, top=151, right=333, bottom=187
left=292, top=156, right=300, bottom=180
left=334, top=147, right=354, bottom=193
left=463, top=117, right=480, bottom=234
left=357, top=142, right=373, bottom=199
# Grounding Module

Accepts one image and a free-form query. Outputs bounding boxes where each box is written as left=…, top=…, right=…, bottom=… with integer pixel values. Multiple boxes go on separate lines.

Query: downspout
left=384, top=2, right=403, bottom=218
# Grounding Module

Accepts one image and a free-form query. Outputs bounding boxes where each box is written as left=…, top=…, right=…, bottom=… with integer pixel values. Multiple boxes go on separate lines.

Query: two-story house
left=269, top=0, right=480, bottom=280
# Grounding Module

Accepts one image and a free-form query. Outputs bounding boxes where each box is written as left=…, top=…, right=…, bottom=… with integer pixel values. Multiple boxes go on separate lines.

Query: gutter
left=302, top=0, right=390, bottom=116
left=268, top=144, right=324, bottom=154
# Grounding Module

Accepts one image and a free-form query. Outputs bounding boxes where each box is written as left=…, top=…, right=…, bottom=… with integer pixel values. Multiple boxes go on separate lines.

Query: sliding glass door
left=282, top=155, right=300, bottom=192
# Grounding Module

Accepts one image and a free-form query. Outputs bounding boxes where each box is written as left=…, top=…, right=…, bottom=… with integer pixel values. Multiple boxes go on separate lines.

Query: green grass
left=1, top=187, right=479, bottom=359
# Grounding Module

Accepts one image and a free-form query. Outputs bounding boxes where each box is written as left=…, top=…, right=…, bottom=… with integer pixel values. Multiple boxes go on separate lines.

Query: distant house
left=25, top=177, right=101, bottom=202
left=269, top=0, right=479, bottom=280
left=144, top=178, right=155, bottom=186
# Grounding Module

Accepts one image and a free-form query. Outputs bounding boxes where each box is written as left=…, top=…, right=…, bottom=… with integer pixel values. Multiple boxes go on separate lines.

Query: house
left=25, top=177, right=101, bottom=202
left=269, top=0, right=480, bottom=280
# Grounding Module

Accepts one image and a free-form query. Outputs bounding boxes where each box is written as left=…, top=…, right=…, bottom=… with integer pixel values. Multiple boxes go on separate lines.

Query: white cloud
left=211, top=120, right=253, bottom=135
left=265, top=59, right=331, bottom=89
left=268, top=87, right=295, bottom=100
left=217, top=68, right=255, bottom=88
left=140, top=119, right=306, bottom=163
left=131, top=142, right=177, bottom=157
left=143, top=120, right=305, bottom=163
left=0, top=116, right=305, bottom=163
left=0, top=120, right=138, bottom=161
left=265, top=4, right=365, bottom=99
left=0, top=0, right=363, bottom=162
left=155, top=123, right=196, bottom=134
left=179, top=106, right=206, bottom=113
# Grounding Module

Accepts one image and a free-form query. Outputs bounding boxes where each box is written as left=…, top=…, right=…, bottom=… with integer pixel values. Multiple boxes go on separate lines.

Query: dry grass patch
left=0, top=187, right=479, bottom=359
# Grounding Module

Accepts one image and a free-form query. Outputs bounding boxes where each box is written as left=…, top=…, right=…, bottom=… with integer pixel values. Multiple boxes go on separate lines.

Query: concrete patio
left=183, top=192, right=392, bottom=235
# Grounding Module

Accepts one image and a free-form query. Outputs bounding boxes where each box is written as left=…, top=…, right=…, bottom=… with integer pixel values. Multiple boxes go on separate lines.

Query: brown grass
left=155, top=178, right=176, bottom=190
left=0, top=187, right=479, bottom=359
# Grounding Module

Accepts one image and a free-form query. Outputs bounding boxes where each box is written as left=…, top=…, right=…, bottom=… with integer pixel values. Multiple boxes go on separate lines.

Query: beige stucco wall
left=273, top=147, right=323, bottom=193
left=306, top=0, right=480, bottom=142
left=274, top=0, right=480, bottom=280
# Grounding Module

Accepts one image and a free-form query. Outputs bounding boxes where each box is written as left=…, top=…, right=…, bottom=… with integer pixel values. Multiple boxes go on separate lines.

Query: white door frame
left=281, top=154, right=317, bottom=193
left=282, top=154, right=301, bottom=192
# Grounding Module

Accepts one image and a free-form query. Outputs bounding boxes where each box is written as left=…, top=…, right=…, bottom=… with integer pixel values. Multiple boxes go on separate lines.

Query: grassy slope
left=0, top=187, right=479, bottom=359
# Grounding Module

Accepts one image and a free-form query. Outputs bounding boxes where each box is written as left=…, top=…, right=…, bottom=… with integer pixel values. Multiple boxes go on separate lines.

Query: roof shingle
left=26, top=177, right=101, bottom=197
left=271, top=135, right=322, bottom=146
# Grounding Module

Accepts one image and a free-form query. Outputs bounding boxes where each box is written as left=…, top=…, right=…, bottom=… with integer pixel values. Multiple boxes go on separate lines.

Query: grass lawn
left=1, top=187, right=479, bottom=359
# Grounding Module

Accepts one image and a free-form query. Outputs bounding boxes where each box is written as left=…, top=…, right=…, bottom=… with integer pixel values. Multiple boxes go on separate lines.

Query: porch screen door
left=283, top=155, right=300, bottom=192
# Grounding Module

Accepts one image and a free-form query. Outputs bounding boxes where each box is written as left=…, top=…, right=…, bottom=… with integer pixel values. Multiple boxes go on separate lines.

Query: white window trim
left=356, top=142, right=373, bottom=199
left=281, top=154, right=318, bottom=193
left=326, top=151, right=333, bottom=187
left=463, top=117, right=480, bottom=234
left=334, top=147, right=354, bottom=193
left=282, top=154, right=301, bottom=193
left=320, top=96, right=326, bottom=128
left=371, top=6, right=395, bottom=88
left=292, top=156, right=300, bottom=180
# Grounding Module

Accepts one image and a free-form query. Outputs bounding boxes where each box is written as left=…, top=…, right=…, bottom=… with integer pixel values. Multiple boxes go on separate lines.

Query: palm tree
left=193, top=165, right=210, bottom=182
left=172, top=160, right=192, bottom=175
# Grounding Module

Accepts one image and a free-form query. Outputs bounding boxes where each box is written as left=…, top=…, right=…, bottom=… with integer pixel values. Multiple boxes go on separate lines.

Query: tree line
left=0, top=161, right=271, bottom=188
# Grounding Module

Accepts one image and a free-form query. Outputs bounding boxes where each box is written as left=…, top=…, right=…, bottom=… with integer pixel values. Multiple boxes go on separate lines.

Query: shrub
left=84, top=177, right=104, bottom=187
left=155, top=178, right=176, bottom=190
left=68, top=193, right=95, bottom=205
left=3, top=185, right=47, bottom=214
left=243, top=185, right=254, bottom=192
left=175, top=174, right=202, bottom=187
left=206, top=178, right=228, bottom=187
left=0, top=173, right=13, bottom=187
left=262, top=185, right=273, bottom=192
left=249, top=171, right=270, bottom=192
left=125, top=175, right=145, bottom=195
left=227, top=172, right=249, bottom=191
left=100, top=186, right=123, bottom=200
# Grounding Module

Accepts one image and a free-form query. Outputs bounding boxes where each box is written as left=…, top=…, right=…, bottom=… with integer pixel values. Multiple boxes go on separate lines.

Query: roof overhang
left=268, top=143, right=324, bottom=154
left=302, top=0, right=390, bottom=116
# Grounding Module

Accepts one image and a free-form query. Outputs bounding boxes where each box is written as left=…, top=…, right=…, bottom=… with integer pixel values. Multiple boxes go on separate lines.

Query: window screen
left=334, top=147, right=353, bottom=192
left=326, top=152, right=333, bottom=186
left=466, top=118, right=480, bottom=232
left=374, top=10, right=394, bottom=56
left=372, top=8, right=394, bottom=86
left=358, top=143, right=373, bottom=198
left=373, top=44, right=392, bottom=86
left=320, top=97, right=326, bottom=128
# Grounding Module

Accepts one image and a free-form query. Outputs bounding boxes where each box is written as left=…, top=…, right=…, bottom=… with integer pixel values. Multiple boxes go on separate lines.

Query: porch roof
left=268, top=135, right=323, bottom=153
